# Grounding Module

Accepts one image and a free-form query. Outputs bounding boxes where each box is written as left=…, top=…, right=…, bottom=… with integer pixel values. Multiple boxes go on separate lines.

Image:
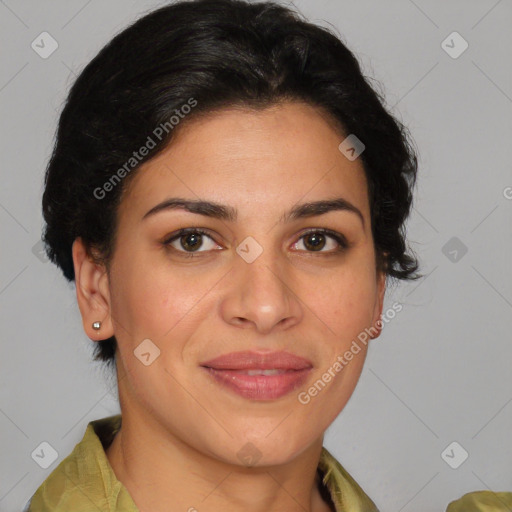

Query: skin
left=72, top=101, right=386, bottom=512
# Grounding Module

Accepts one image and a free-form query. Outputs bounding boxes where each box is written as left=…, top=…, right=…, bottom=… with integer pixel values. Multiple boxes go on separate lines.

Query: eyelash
left=162, top=228, right=349, bottom=259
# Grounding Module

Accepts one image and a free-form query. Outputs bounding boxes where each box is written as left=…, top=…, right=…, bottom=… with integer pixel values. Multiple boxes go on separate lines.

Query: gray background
left=1, top=1, right=511, bottom=511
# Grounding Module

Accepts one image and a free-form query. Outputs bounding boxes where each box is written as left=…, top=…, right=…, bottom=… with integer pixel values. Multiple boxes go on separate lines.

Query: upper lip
left=200, top=350, right=313, bottom=371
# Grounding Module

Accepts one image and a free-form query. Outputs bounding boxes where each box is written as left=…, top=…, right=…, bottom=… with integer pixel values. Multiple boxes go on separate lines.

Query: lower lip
left=202, top=367, right=312, bottom=400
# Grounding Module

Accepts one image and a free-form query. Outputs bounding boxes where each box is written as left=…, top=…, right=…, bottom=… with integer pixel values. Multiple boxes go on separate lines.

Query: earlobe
left=72, top=237, right=114, bottom=341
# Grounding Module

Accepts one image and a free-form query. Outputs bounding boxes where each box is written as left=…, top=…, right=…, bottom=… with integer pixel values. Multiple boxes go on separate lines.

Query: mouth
left=200, top=350, right=313, bottom=400
left=200, top=350, right=313, bottom=371
left=226, top=368, right=295, bottom=376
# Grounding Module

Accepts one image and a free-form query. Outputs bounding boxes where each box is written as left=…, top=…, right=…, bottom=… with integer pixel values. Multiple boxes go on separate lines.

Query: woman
left=25, top=0, right=511, bottom=510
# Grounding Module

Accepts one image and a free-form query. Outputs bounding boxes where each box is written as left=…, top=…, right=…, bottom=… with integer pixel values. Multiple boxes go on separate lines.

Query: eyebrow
left=142, top=197, right=365, bottom=227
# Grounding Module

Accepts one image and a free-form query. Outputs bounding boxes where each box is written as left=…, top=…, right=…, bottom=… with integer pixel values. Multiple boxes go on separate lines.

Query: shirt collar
left=27, top=414, right=379, bottom=512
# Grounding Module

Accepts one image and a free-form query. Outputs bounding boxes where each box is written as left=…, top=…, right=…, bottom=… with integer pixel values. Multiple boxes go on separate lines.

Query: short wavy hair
left=42, top=0, right=420, bottom=365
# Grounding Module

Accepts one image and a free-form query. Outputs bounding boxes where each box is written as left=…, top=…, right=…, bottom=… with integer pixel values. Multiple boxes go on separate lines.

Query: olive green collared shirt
left=24, top=414, right=378, bottom=511
left=24, top=415, right=512, bottom=512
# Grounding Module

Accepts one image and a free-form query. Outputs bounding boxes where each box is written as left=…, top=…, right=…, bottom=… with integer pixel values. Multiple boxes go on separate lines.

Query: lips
left=200, top=350, right=313, bottom=371
left=200, top=350, right=313, bottom=400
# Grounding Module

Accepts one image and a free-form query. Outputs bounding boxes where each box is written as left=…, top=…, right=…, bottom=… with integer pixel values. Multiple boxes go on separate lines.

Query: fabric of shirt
left=445, top=490, right=512, bottom=511
left=23, top=414, right=512, bottom=512
left=24, top=414, right=378, bottom=511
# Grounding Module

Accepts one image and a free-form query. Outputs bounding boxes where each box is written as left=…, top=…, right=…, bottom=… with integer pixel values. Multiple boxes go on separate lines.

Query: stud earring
left=92, top=321, right=102, bottom=330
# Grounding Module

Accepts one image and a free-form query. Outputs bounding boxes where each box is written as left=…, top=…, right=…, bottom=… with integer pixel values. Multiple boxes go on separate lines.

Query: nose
left=220, top=245, right=304, bottom=334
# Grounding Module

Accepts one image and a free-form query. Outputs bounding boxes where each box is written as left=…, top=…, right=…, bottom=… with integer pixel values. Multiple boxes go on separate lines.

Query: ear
left=370, top=270, right=386, bottom=340
left=72, top=237, right=114, bottom=341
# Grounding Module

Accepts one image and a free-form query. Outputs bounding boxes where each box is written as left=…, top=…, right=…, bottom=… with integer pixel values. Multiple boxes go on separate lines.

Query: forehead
left=118, top=101, right=370, bottom=222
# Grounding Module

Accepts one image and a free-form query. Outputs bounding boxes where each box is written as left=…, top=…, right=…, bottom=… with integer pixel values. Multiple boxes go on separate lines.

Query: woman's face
left=96, top=101, right=385, bottom=465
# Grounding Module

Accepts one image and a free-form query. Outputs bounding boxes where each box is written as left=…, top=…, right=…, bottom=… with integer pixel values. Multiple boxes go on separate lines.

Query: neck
left=106, top=406, right=332, bottom=512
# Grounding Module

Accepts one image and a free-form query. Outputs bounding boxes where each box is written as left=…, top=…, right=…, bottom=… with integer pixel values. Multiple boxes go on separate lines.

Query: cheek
left=110, top=252, right=222, bottom=354
left=300, top=272, right=375, bottom=420
left=108, top=253, right=181, bottom=342
left=308, top=267, right=377, bottom=338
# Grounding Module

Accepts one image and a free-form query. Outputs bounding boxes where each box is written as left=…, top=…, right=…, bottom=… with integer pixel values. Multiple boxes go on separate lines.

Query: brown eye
left=292, top=229, right=348, bottom=254
left=179, top=232, right=203, bottom=252
left=163, top=228, right=222, bottom=255
left=303, top=232, right=326, bottom=251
